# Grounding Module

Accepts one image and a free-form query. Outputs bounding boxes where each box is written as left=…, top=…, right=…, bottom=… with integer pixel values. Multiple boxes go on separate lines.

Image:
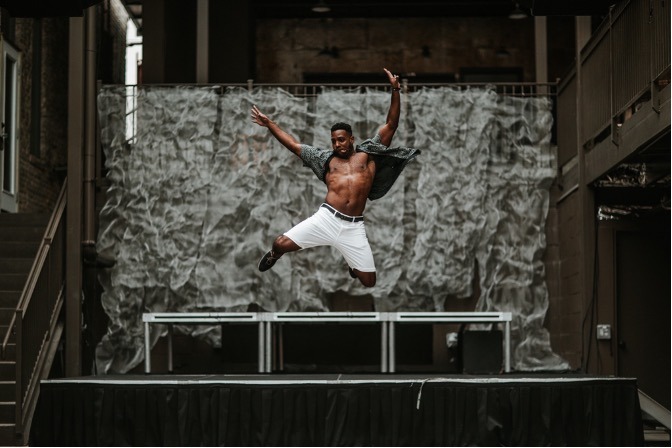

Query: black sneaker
left=258, top=250, right=279, bottom=272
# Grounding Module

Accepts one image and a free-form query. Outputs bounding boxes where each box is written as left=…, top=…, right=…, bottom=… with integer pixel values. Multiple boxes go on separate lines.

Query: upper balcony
left=556, top=0, right=670, bottom=187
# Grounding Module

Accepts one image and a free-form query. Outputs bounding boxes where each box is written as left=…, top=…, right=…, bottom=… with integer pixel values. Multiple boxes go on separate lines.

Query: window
left=0, top=38, right=20, bottom=213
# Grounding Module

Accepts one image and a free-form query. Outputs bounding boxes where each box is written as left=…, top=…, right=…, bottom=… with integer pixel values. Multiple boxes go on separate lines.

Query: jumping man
left=251, top=68, right=420, bottom=287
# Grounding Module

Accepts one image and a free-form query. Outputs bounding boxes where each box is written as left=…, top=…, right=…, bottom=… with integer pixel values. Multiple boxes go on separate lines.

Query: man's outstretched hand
left=251, top=105, right=271, bottom=127
left=383, top=68, right=400, bottom=90
left=250, top=105, right=302, bottom=154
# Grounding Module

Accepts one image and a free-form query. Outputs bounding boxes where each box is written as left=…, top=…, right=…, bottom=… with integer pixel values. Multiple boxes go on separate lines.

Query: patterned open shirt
left=299, top=134, right=420, bottom=200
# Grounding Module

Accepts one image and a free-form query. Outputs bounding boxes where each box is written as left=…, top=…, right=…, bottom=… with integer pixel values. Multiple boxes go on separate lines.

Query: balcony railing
left=557, top=0, right=670, bottom=167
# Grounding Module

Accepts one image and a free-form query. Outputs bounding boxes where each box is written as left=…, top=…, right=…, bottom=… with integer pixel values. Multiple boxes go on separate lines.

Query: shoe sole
left=258, top=251, right=278, bottom=272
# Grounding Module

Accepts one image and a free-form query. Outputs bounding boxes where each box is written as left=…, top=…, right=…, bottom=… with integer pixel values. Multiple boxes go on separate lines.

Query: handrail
left=1, top=180, right=67, bottom=356
left=639, top=389, right=671, bottom=430
left=557, top=0, right=669, bottom=165
left=106, top=81, right=559, bottom=99
left=2, top=178, right=67, bottom=441
left=105, top=81, right=559, bottom=89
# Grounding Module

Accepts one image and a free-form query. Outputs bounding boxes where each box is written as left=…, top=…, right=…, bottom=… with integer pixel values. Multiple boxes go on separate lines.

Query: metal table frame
left=142, top=311, right=513, bottom=374
left=387, top=311, right=513, bottom=373
left=142, top=312, right=267, bottom=373
left=268, top=312, right=391, bottom=373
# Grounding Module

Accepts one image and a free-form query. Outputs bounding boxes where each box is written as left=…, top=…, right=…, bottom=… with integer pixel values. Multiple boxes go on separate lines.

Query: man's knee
left=272, top=235, right=300, bottom=253
left=358, top=272, right=376, bottom=288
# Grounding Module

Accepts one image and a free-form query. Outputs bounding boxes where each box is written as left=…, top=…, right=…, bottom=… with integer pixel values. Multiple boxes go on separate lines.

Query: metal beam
left=575, top=15, right=596, bottom=373
left=66, top=16, right=85, bottom=377
left=83, top=6, right=96, bottom=246
left=534, top=16, right=548, bottom=94
left=196, top=0, right=209, bottom=83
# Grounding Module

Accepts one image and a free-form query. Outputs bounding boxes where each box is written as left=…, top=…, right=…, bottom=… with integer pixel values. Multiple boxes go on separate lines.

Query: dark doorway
left=616, top=224, right=671, bottom=408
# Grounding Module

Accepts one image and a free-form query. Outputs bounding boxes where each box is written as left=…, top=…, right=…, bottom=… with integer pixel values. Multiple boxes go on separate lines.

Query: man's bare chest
left=327, top=153, right=374, bottom=177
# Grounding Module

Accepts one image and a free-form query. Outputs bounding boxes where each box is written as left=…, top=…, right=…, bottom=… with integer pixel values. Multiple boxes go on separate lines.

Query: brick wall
left=548, top=190, right=583, bottom=368
left=15, top=17, right=69, bottom=213
left=100, top=0, right=129, bottom=84
left=255, top=17, right=537, bottom=83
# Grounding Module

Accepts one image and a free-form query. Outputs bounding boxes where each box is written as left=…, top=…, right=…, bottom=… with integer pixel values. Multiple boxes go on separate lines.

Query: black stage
left=31, top=374, right=644, bottom=446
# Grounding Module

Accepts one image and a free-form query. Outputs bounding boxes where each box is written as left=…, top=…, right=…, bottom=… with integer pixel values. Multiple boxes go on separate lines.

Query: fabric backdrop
left=94, top=85, right=569, bottom=374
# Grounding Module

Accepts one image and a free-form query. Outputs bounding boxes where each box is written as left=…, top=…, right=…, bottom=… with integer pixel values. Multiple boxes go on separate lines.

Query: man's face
left=330, top=130, right=354, bottom=157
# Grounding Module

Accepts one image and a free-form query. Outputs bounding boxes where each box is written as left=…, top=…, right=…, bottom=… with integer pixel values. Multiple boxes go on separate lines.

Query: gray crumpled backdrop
left=95, top=85, right=569, bottom=374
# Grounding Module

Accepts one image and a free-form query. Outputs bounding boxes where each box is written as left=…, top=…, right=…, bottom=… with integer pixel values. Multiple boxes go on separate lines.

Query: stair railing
left=639, top=389, right=671, bottom=429
left=2, top=179, right=67, bottom=440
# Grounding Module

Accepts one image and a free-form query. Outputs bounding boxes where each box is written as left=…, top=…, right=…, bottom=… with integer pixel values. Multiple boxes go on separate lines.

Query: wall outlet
left=596, top=324, right=612, bottom=340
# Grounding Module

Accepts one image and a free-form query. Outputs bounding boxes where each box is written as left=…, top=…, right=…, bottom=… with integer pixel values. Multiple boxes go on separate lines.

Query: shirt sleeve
left=299, top=144, right=320, bottom=166
left=299, top=144, right=331, bottom=182
left=357, top=133, right=387, bottom=153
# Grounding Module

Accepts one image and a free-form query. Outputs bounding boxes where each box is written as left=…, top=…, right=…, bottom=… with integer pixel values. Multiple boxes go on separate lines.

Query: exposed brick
left=10, top=1, right=127, bottom=214
left=256, top=17, right=537, bottom=83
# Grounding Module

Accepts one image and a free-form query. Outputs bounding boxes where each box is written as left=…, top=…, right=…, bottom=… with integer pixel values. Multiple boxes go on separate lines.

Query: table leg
left=167, top=324, right=173, bottom=373
left=381, top=321, right=388, bottom=373
left=257, top=321, right=264, bottom=373
left=265, top=321, right=272, bottom=373
left=144, top=321, right=151, bottom=374
left=278, top=323, right=284, bottom=372
left=388, top=321, right=396, bottom=373
left=504, top=320, right=511, bottom=372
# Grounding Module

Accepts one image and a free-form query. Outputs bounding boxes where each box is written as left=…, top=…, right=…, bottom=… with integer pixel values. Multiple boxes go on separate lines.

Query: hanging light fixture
left=508, top=3, right=527, bottom=19
left=312, top=0, right=331, bottom=13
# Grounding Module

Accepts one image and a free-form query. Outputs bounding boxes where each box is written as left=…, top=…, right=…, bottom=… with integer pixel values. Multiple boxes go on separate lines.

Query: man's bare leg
left=272, top=235, right=301, bottom=256
left=350, top=268, right=376, bottom=288
left=258, top=235, right=301, bottom=272
left=261, top=236, right=376, bottom=288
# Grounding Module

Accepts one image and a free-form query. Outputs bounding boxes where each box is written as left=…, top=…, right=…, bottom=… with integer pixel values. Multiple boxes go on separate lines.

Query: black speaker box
left=461, top=329, right=503, bottom=374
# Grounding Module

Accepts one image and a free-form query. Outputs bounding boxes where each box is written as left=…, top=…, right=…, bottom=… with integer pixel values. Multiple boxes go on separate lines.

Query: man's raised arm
left=251, top=105, right=302, bottom=156
left=377, top=68, right=401, bottom=147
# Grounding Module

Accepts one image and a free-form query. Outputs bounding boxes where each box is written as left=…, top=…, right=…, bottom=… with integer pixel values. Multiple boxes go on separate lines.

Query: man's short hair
left=331, top=122, right=352, bottom=135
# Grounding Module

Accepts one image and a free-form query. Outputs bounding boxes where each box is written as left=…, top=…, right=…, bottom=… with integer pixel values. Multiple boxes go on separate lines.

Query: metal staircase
left=0, top=181, right=67, bottom=446
left=0, top=212, right=49, bottom=445
left=640, top=390, right=671, bottom=446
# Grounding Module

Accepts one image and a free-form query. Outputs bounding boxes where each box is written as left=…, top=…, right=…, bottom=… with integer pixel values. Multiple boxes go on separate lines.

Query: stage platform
left=30, top=373, right=644, bottom=446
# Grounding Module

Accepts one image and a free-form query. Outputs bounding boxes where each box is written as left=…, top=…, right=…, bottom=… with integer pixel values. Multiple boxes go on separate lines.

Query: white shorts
left=284, top=204, right=376, bottom=272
